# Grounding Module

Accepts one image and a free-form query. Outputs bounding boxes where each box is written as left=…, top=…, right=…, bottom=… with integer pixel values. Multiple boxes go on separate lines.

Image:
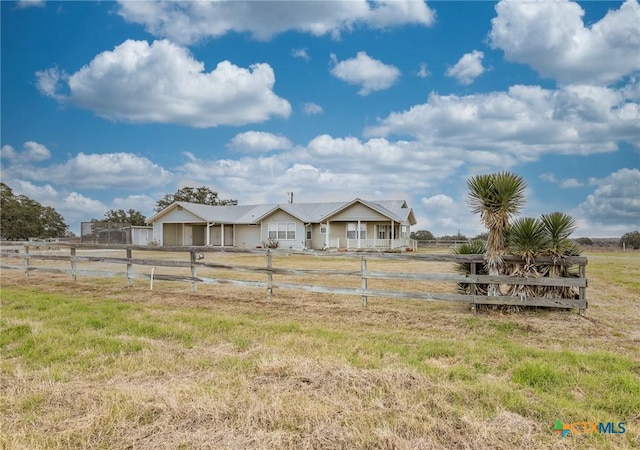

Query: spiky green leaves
left=507, top=213, right=582, bottom=262
left=540, top=212, right=578, bottom=257
left=467, top=172, right=527, bottom=287
left=467, top=172, right=526, bottom=223
left=506, top=217, right=550, bottom=264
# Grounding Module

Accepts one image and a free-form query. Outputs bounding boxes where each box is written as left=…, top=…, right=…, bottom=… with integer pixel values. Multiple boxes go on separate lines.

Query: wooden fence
left=0, top=243, right=588, bottom=312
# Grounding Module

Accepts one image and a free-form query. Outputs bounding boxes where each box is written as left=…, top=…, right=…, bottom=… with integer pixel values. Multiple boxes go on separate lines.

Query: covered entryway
left=163, top=223, right=206, bottom=246
left=209, top=224, right=234, bottom=246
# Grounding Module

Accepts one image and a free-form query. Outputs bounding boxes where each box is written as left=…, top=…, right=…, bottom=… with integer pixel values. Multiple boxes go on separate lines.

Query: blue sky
left=1, top=0, right=638, bottom=238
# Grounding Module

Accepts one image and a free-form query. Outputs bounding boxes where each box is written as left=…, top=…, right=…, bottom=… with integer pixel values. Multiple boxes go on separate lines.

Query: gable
left=157, top=206, right=205, bottom=223
left=261, top=209, right=303, bottom=223
left=328, top=202, right=390, bottom=222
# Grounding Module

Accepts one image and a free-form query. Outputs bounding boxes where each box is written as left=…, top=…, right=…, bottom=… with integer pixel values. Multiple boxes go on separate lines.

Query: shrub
left=620, top=231, right=640, bottom=249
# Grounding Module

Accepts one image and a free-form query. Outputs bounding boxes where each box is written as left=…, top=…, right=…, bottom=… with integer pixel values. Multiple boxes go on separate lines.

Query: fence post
left=190, top=251, right=197, bottom=292
left=23, top=245, right=30, bottom=277
left=361, top=256, right=368, bottom=308
left=70, top=247, right=77, bottom=281
left=579, top=262, right=587, bottom=316
left=126, top=248, right=133, bottom=287
left=266, top=249, right=273, bottom=300
left=470, top=261, right=477, bottom=313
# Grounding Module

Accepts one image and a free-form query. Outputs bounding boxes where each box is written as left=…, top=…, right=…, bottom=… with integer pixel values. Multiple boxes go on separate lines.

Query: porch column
left=206, top=222, right=212, bottom=246
left=221, top=223, right=225, bottom=246
left=325, top=221, right=329, bottom=248
left=357, top=220, right=361, bottom=249
left=391, top=220, right=395, bottom=241
left=374, top=224, right=377, bottom=248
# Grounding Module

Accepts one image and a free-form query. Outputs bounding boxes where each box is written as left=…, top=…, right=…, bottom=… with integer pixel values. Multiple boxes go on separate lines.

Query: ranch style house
left=147, top=198, right=417, bottom=251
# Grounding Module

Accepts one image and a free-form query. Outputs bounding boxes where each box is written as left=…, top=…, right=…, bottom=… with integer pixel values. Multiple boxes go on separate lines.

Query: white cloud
left=302, top=102, right=324, bottom=115
left=35, top=67, right=67, bottom=100
left=1, top=141, right=51, bottom=163
left=560, top=178, right=584, bottom=188
left=117, top=0, right=435, bottom=44
left=539, top=173, right=558, bottom=183
left=490, top=0, right=640, bottom=85
left=365, top=84, right=640, bottom=162
left=62, top=192, right=107, bottom=215
left=111, top=194, right=156, bottom=216
left=11, top=152, right=173, bottom=190
left=37, top=39, right=291, bottom=128
left=227, top=131, right=292, bottom=153
left=15, top=0, right=45, bottom=9
left=330, top=51, right=401, bottom=95
left=12, top=180, right=58, bottom=202
left=541, top=173, right=584, bottom=188
left=577, top=168, right=640, bottom=226
left=419, top=194, right=472, bottom=233
left=421, top=194, right=454, bottom=209
left=446, top=50, right=486, bottom=85
left=0, top=145, right=16, bottom=160
left=417, top=63, right=430, bottom=78
left=291, top=48, right=310, bottom=61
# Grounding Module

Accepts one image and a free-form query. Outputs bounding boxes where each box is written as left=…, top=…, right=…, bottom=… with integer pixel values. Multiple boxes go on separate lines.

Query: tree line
left=0, top=185, right=236, bottom=241
left=0, top=183, right=69, bottom=240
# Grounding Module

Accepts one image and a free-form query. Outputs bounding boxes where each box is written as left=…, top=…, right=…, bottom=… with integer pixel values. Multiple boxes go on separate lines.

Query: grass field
left=1, top=250, right=639, bottom=449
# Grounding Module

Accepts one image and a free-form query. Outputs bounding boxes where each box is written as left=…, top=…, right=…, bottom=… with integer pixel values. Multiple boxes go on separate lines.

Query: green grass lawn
left=1, top=252, right=638, bottom=449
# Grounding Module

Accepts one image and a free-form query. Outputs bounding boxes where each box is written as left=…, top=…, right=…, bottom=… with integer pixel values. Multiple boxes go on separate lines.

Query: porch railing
left=345, top=238, right=411, bottom=250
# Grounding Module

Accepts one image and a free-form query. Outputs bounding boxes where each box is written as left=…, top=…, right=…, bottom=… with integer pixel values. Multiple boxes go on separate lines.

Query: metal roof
left=148, top=199, right=417, bottom=225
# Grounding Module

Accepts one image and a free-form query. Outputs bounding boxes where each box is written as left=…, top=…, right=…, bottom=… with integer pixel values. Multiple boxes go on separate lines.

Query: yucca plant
left=540, top=212, right=581, bottom=298
left=452, top=240, right=488, bottom=295
left=505, top=217, right=550, bottom=299
left=467, top=172, right=526, bottom=296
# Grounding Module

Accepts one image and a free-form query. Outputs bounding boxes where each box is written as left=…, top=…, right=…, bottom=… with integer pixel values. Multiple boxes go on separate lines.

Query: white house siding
left=262, top=210, right=305, bottom=250
left=235, top=225, right=261, bottom=248
left=329, top=203, right=389, bottom=222
left=309, top=224, right=325, bottom=250
left=130, top=227, right=152, bottom=245
left=159, top=207, right=204, bottom=223
left=152, top=222, right=162, bottom=244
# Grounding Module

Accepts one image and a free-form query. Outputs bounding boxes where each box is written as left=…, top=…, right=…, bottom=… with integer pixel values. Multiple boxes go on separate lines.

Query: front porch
left=307, top=237, right=417, bottom=252
left=310, top=220, right=415, bottom=252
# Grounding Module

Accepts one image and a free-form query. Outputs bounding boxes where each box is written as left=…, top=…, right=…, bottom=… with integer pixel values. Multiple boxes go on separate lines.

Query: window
left=347, top=223, right=357, bottom=239
left=378, top=225, right=388, bottom=239
left=268, top=222, right=296, bottom=240
left=306, top=230, right=312, bottom=240
left=320, top=224, right=327, bottom=234
left=347, top=223, right=367, bottom=239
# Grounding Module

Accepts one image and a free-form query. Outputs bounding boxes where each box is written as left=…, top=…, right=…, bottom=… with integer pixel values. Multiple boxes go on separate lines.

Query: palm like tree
left=505, top=217, right=550, bottom=298
left=467, top=172, right=526, bottom=296
left=540, top=212, right=581, bottom=298
left=452, top=240, right=488, bottom=295
left=541, top=212, right=578, bottom=261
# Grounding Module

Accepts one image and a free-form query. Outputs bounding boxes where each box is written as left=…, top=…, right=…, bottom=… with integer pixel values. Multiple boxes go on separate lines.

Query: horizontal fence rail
left=0, top=243, right=588, bottom=311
